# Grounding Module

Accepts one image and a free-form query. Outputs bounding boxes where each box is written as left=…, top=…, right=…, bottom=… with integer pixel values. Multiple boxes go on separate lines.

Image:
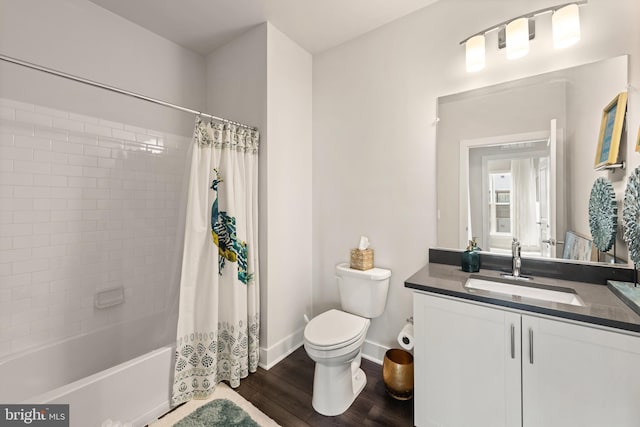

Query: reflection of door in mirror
left=538, top=157, right=551, bottom=258
left=469, top=138, right=552, bottom=257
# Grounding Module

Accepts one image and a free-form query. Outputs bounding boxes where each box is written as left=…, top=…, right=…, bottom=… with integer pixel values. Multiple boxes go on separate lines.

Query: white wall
left=0, top=0, right=205, bottom=135
left=205, top=25, right=268, bottom=132
left=566, top=56, right=630, bottom=260
left=313, top=0, right=640, bottom=360
left=264, top=23, right=313, bottom=367
left=0, top=0, right=203, bottom=358
left=206, top=23, right=312, bottom=368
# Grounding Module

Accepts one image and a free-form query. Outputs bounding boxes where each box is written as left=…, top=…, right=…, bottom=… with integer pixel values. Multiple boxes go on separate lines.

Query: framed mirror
left=436, top=55, right=629, bottom=265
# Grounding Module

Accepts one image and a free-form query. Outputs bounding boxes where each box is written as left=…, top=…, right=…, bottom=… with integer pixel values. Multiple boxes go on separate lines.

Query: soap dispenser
left=461, top=238, right=481, bottom=273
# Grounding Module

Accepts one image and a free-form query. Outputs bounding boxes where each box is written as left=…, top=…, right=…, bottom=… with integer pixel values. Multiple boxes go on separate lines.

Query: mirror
left=436, top=55, right=629, bottom=265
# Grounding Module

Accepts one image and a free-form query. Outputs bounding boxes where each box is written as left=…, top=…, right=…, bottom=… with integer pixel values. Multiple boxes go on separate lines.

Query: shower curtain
left=172, top=119, right=260, bottom=405
left=511, top=158, right=538, bottom=250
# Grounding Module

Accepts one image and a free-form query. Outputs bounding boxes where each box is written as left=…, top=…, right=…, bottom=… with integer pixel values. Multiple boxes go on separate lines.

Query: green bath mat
left=173, top=399, right=260, bottom=427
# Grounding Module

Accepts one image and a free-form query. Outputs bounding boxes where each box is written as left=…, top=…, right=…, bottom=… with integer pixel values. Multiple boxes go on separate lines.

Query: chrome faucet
left=511, top=238, right=522, bottom=278
left=500, top=238, right=531, bottom=281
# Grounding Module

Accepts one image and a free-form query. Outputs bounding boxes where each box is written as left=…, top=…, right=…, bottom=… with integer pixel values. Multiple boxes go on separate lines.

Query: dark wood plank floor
left=236, top=346, right=414, bottom=427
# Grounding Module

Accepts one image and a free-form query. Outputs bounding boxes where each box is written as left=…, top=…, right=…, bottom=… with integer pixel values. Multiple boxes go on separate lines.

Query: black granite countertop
left=405, top=262, right=640, bottom=334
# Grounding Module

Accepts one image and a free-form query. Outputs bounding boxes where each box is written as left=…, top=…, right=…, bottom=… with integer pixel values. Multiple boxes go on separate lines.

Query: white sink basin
left=465, top=277, right=584, bottom=307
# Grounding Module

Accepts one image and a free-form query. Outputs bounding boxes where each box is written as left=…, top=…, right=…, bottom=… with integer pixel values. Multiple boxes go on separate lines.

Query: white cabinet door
left=414, top=293, right=522, bottom=427
left=522, top=315, right=640, bottom=427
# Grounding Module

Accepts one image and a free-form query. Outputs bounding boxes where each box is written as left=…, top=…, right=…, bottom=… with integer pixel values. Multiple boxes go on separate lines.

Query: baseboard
left=258, top=331, right=398, bottom=369
left=258, top=327, right=304, bottom=370
left=361, top=339, right=391, bottom=365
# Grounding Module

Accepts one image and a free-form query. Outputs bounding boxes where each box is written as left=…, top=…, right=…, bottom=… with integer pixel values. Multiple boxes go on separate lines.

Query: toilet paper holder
left=400, top=333, right=412, bottom=347
left=398, top=318, right=415, bottom=351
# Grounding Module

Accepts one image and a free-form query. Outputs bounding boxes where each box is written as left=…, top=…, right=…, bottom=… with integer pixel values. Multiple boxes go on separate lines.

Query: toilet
left=303, top=263, right=391, bottom=416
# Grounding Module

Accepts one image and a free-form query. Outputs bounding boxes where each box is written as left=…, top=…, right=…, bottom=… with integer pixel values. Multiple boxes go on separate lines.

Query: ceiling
left=87, top=0, right=441, bottom=55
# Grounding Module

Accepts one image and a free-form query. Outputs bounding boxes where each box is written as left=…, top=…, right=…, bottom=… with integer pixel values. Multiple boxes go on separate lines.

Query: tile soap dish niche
left=94, top=286, right=125, bottom=309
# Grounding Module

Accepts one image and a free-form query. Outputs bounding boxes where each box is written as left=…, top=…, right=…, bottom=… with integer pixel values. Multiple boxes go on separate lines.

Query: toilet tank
left=336, top=263, right=391, bottom=318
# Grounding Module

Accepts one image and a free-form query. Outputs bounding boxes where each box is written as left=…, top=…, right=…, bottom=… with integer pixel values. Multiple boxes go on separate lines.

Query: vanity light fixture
left=461, top=1, right=586, bottom=72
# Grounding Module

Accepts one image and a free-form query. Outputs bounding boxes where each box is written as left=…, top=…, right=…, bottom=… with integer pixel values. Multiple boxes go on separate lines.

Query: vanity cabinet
left=413, top=292, right=640, bottom=427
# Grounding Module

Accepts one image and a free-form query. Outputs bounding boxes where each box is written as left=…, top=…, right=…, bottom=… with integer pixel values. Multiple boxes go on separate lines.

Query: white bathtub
left=1, top=313, right=176, bottom=427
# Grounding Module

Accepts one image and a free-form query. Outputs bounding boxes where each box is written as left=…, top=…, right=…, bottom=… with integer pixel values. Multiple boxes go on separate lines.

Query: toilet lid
left=304, top=309, right=368, bottom=348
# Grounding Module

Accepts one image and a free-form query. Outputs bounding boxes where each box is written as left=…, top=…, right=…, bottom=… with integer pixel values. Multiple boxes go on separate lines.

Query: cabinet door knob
left=529, top=328, right=534, bottom=364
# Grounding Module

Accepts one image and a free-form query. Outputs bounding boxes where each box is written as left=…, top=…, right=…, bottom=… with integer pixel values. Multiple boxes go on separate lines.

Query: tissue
left=358, top=236, right=370, bottom=250
left=397, top=323, right=414, bottom=351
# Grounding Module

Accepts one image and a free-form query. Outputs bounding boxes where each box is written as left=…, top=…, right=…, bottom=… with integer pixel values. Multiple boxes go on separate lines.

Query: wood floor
left=236, top=346, right=414, bottom=427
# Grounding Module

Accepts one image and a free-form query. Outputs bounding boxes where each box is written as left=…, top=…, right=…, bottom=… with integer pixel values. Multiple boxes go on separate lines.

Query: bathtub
left=1, top=313, right=176, bottom=427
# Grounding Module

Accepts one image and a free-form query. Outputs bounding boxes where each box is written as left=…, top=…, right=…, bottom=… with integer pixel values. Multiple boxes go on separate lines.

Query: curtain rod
left=0, top=53, right=257, bottom=131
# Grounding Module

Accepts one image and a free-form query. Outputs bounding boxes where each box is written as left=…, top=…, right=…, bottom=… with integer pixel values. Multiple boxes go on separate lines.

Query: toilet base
left=311, top=357, right=367, bottom=416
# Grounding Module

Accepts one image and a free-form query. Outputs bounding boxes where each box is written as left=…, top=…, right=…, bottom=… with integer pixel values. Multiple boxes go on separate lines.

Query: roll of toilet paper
left=397, top=323, right=414, bottom=351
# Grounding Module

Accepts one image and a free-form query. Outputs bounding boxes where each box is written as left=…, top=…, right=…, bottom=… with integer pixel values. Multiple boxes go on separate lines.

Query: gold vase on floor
left=382, top=348, right=414, bottom=400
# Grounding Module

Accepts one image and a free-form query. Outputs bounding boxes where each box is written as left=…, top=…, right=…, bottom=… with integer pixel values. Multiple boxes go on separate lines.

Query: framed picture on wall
left=636, top=125, right=640, bottom=152
left=594, top=92, right=627, bottom=168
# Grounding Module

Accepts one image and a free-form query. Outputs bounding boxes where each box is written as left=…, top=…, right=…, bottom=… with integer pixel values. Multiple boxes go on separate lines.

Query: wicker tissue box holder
left=350, top=248, right=374, bottom=270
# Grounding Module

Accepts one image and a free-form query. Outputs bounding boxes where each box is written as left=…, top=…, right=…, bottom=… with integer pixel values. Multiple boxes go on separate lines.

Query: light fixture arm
left=459, top=0, right=587, bottom=45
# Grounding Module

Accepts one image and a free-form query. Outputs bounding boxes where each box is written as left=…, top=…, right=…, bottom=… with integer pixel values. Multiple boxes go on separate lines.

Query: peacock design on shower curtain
left=210, top=169, right=252, bottom=284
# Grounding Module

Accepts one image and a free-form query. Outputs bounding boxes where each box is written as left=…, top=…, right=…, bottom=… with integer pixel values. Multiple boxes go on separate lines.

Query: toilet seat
left=304, top=309, right=368, bottom=351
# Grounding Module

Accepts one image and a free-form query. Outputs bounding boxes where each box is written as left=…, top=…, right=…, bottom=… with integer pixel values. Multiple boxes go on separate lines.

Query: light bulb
left=466, top=35, right=486, bottom=72
left=506, top=18, right=529, bottom=60
left=553, top=4, right=581, bottom=49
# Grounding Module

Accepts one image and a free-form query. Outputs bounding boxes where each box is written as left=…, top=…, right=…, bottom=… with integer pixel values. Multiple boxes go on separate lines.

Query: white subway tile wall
left=0, top=98, right=190, bottom=358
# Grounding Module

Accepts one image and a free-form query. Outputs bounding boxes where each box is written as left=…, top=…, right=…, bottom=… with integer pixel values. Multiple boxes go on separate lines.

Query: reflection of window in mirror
left=489, top=174, right=512, bottom=235
left=484, top=153, right=549, bottom=257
